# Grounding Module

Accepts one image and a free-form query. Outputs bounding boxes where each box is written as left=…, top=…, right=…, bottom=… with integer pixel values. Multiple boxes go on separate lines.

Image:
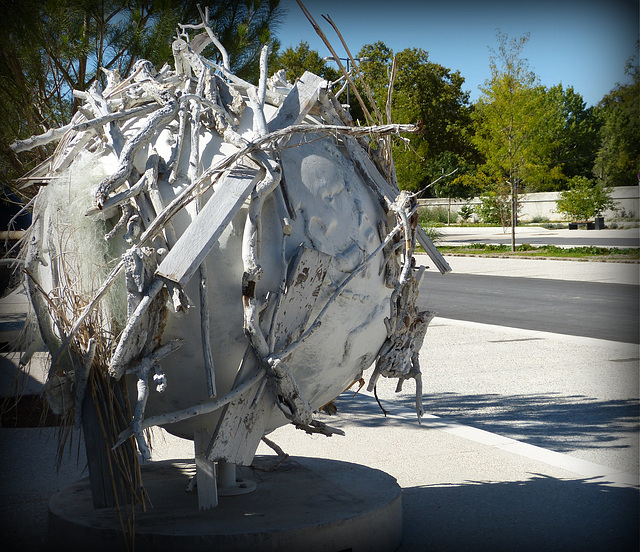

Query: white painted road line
left=414, top=412, right=640, bottom=488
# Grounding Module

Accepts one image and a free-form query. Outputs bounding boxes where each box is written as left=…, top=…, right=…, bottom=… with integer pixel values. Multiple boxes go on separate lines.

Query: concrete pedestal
left=48, top=456, right=402, bottom=552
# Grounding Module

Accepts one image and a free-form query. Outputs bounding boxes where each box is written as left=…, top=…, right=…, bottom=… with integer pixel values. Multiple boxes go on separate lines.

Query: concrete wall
left=418, top=186, right=640, bottom=222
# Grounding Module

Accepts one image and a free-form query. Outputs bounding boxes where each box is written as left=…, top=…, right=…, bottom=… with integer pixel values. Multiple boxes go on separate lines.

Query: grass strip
left=421, top=243, right=640, bottom=261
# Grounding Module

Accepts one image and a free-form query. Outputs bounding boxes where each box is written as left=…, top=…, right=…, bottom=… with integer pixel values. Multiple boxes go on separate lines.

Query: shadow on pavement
left=408, top=392, right=639, bottom=454
left=402, top=474, right=639, bottom=552
left=332, top=390, right=640, bottom=455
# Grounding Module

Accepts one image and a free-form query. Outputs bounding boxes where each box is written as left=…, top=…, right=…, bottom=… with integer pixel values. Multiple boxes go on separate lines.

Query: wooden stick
left=143, top=152, right=177, bottom=248
left=104, top=203, right=134, bottom=241
left=260, top=436, right=289, bottom=467
left=246, top=44, right=270, bottom=137
left=72, top=338, right=96, bottom=429
left=87, top=159, right=154, bottom=217
left=11, top=125, right=73, bottom=154
left=386, top=57, right=397, bottom=126
left=108, top=278, right=165, bottom=379
left=188, top=73, right=206, bottom=184
left=264, top=355, right=313, bottom=425
left=113, top=370, right=265, bottom=448
left=247, top=87, right=268, bottom=137
left=415, top=225, right=451, bottom=274
left=133, top=363, right=152, bottom=460
left=200, top=57, right=285, bottom=107
left=258, top=44, right=269, bottom=108
left=188, top=71, right=217, bottom=398
left=382, top=56, right=399, bottom=186
left=95, top=98, right=179, bottom=207
left=128, top=339, right=184, bottom=460
left=321, top=14, right=384, bottom=125
left=241, top=154, right=281, bottom=360
left=85, top=84, right=127, bottom=154
left=199, top=260, right=216, bottom=398
left=103, top=59, right=159, bottom=99
left=24, top=215, right=63, bottom=360
left=294, top=419, right=345, bottom=437
left=204, top=71, right=239, bottom=136
left=168, top=83, right=190, bottom=184
left=50, top=131, right=98, bottom=174
left=296, top=0, right=373, bottom=125
left=125, top=339, right=184, bottom=375
left=197, top=4, right=230, bottom=70
left=413, top=371, right=424, bottom=422
left=11, top=104, right=158, bottom=154
left=242, top=154, right=281, bottom=282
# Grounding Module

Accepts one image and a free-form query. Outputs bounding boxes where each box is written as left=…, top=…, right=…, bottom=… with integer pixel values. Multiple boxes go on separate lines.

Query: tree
left=271, top=41, right=338, bottom=83
left=0, top=0, right=284, bottom=197
left=351, top=41, right=393, bottom=121
left=555, top=176, right=616, bottom=221
left=546, top=85, right=600, bottom=188
left=427, top=151, right=476, bottom=224
left=476, top=182, right=514, bottom=227
left=355, top=42, right=476, bottom=194
left=593, top=51, right=640, bottom=187
left=473, top=31, right=559, bottom=250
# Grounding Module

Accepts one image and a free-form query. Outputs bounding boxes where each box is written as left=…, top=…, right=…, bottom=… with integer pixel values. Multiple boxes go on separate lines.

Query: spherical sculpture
left=16, top=23, right=446, bottom=510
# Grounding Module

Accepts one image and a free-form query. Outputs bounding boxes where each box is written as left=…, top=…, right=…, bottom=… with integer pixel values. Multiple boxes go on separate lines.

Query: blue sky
left=274, top=0, right=639, bottom=107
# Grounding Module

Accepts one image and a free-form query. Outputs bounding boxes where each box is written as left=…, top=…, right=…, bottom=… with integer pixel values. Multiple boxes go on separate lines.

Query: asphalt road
left=419, top=272, right=640, bottom=344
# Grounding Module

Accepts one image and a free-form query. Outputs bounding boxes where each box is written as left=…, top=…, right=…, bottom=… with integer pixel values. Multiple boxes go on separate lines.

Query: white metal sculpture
left=12, top=10, right=450, bottom=510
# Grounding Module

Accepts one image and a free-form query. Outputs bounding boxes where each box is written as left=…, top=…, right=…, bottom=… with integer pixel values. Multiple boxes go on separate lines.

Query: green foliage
left=420, top=223, right=443, bottom=245
left=418, top=206, right=449, bottom=225
left=0, top=0, right=284, bottom=194
left=458, top=203, right=474, bottom=222
left=593, top=57, right=640, bottom=187
left=271, top=41, right=339, bottom=83
left=530, top=215, right=550, bottom=223
left=445, top=170, right=491, bottom=199
left=545, top=84, right=601, bottom=186
left=427, top=151, right=477, bottom=200
left=439, top=244, right=640, bottom=260
left=169, top=1, right=284, bottom=83
left=476, top=189, right=512, bottom=226
left=354, top=42, right=477, bottom=193
left=555, top=176, right=616, bottom=221
left=473, top=32, right=563, bottom=194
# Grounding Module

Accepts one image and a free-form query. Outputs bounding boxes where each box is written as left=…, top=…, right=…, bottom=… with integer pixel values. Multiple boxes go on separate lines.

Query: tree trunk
left=510, top=179, right=517, bottom=252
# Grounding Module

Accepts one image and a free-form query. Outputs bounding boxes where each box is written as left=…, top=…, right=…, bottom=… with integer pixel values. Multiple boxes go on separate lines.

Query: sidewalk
left=438, top=224, right=640, bottom=248
left=1, top=255, right=638, bottom=551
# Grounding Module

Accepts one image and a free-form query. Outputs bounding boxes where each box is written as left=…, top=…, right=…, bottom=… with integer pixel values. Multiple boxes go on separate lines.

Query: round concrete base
left=48, top=456, right=402, bottom=552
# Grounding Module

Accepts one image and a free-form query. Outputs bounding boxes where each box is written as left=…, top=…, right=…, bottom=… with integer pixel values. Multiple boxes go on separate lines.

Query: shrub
left=613, top=208, right=637, bottom=221
left=555, top=176, right=616, bottom=221
left=421, top=223, right=443, bottom=244
left=458, top=203, right=474, bottom=222
left=418, top=206, right=449, bottom=225
left=476, top=191, right=511, bottom=225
